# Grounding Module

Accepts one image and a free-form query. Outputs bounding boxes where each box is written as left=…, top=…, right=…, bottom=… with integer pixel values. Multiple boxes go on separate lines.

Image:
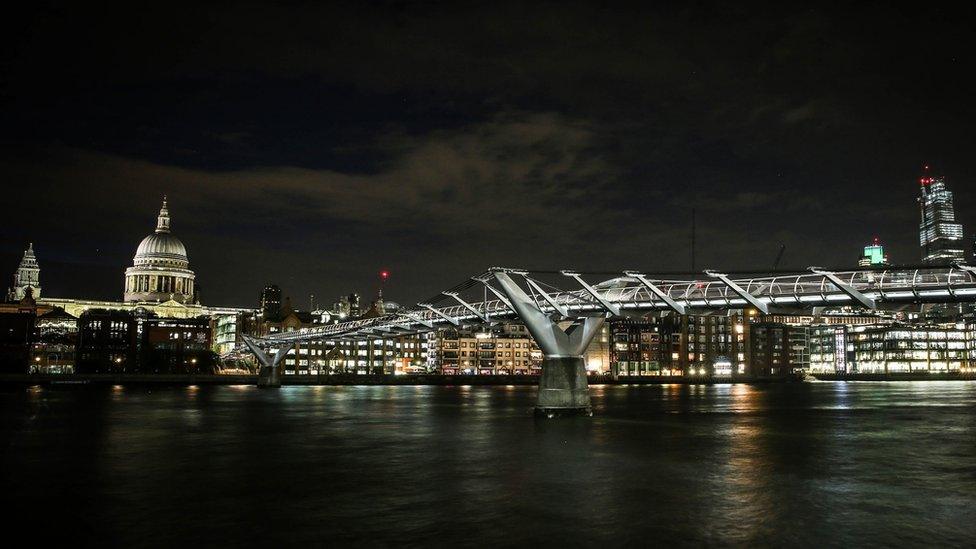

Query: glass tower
left=918, top=169, right=965, bottom=265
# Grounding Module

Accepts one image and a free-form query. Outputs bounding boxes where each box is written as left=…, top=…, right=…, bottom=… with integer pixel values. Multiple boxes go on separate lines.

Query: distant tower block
left=858, top=237, right=890, bottom=267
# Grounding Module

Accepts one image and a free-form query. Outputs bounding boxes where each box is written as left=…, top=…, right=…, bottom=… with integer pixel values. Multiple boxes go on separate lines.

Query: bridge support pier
left=494, top=272, right=605, bottom=417
left=243, top=336, right=288, bottom=388
left=536, top=356, right=592, bottom=417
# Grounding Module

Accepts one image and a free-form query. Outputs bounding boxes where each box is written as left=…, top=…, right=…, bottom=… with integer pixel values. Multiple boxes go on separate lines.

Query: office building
left=260, top=284, right=282, bottom=321
left=918, top=169, right=966, bottom=265
left=858, top=237, right=890, bottom=267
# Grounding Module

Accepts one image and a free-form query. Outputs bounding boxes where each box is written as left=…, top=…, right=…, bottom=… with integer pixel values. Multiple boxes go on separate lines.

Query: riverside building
left=809, top=323, right=973, bottom=374
left=429, top=322, right=543, bottom=375
left=244, top=293, right=428, bottom=375
left=30, top=307, right=78, bottom=374
left=75, top=308, right=215, bottom=374
left=610, top=313, right=735, bottom=377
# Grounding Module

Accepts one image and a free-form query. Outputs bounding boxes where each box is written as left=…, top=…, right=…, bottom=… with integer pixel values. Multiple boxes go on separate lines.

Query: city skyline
left=5, top=5, right=976, bottom=546
left=3, top=165, right=969, bottom=308
left=2, top=4, right=975, bottom=307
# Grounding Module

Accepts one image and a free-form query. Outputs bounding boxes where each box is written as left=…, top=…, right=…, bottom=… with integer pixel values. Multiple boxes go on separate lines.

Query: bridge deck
left=261, top=265, right=976, bottom=344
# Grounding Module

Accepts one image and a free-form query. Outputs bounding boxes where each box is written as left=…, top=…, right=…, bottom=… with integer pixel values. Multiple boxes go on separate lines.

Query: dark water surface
left=3, top=382, right=976, bottom=547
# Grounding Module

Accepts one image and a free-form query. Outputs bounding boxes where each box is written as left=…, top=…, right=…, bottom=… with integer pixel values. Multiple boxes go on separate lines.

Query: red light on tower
left=919, top=164, right=934, bottom=186
left=377, top=270, right=390, bottom=300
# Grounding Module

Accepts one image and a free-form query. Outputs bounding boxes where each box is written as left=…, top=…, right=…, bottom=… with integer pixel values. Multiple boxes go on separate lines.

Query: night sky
left=2, top=2, right=974, bottom=308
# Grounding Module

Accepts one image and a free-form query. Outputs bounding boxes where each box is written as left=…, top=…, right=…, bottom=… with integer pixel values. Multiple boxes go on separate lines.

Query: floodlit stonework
left=123, top=197, right=197, bottom=304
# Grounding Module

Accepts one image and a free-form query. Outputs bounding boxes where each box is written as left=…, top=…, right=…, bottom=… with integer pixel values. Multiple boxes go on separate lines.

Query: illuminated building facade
left=858, top=237, right=890, bottom=267
left=610, top=318, right=669, bottom=375
left=124, top=197, right=198, bottom=304
left=278, top=334, right=427, bottom=375
left=318, top=336, right=426, bottom=375
left=809, top=325, right=850, bottom=373
left=748, top=323, right=792, bottom=377
left=918, top=169, right=965, bottom=265
left=734, top=311, right=884, bottom=377
left=428, top=323, right=542, bottom=375
left=583, top=323, right=611, bottom=373
left=809, top=323, right=973, bottom=374
left=610, top=313, right=735, bottom=377
left=213, top=313, right=244, bottom=356
left=30, top=307, right=78, bottom=374
left=7, top=243, right=41, bottom=301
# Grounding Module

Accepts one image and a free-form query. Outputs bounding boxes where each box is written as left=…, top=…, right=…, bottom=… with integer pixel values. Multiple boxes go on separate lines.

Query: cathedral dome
left=135, top=233, right=187, bottom=262
left=131, top=197, right=189, bottom=267
left=124, top=197, right=197, bottom=304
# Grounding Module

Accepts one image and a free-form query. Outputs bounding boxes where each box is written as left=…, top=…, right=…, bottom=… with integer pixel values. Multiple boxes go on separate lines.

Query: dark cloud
left=1, top=2, right=975, bottom=306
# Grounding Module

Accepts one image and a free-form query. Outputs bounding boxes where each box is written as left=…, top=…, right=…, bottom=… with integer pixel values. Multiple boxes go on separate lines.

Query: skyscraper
left=260, top=284, right=282, bottom=320
left=918, top=167, right=965, bottom=265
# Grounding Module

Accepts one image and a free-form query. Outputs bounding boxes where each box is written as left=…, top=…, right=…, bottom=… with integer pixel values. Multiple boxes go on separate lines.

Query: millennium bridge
left=245, top=264, right=976, bottom=416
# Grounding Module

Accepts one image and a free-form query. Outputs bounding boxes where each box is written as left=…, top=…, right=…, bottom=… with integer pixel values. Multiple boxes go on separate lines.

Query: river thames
left=3, top=381, right=976, bottom=547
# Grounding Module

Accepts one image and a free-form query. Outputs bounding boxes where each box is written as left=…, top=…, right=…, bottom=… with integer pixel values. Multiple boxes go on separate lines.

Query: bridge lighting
left=255, top=265, right=976, bottom=378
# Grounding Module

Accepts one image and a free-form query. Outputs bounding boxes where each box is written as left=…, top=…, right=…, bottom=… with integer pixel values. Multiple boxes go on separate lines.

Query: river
left=3, top=381, right=975, bottom=546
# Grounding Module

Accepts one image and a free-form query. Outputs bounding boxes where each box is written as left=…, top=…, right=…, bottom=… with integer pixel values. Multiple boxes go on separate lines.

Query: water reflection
left=2, top=381, right=976, bottom=546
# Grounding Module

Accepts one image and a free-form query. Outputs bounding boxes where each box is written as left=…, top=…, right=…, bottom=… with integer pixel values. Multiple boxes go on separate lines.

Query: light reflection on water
left=3, top=381, right=976, bottom=546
